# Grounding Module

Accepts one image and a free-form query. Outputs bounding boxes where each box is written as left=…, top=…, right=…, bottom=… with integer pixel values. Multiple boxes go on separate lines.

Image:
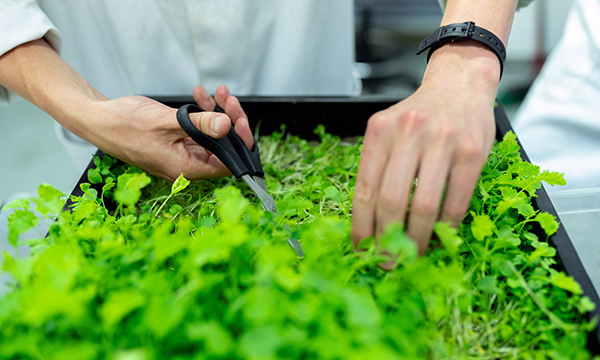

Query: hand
left=87, top=85, right=253, bottom=182
left=0, top=40, right=253, bottom=182
left=351, top=42, right=498, bottom=256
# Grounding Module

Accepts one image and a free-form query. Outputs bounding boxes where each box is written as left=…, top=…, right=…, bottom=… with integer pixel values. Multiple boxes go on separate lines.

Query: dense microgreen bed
left=1, top=126, right=597, bottom=359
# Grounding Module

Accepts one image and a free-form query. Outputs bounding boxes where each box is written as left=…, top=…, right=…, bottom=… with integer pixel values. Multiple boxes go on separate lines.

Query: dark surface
left=66, top=96, right=600, bottom=353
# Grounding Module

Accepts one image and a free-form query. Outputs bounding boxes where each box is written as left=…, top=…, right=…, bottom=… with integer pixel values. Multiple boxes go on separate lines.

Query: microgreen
left=0, top=128, right=596, bottom=359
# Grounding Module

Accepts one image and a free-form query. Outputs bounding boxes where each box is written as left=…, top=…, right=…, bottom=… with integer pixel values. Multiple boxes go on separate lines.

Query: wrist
left=422, top=41, right=501, bottom=96
left=417, top=22, right=506, bottom=82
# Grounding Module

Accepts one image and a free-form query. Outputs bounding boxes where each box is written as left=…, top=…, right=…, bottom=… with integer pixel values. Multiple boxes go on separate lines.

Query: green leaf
left=7, top=209, right=39, bottom=247
left=1, top=250, right=16, bottom=273
left=356, top=235, right=374, bottom=251
left=102, top=180, right=116, bottom=194
left=1, top=197, right=30, bottom=211
left=323, top=185, right=342, bottom=204
left=87, top=167, right=102, bottom=184
left=578, top=296, right=596, bottom=313
left=477, top=276, right=501, bottom=295
left=378, top=223, right=417, bottom=264
left=143, top=295, right=185, bottom=339
left=535, top=212, right=559, bottom=236
left=171, top=173, right=190, bottom=195
left=214, top=186, right=249, bottom=223
left=495, top=187, right=534, bottom=217
left=551, top=272, right=582, bottom=294
left=239, top=326, right=282, bottom=359
left=47, top=342, right=99, bottom=360
left=470, top=213, right=495, bottom=241
left=186, top=321, right=233, bottom=356
left=278, top=196, right=312, bottom=218
left=35, top=184, right=64, bottom=215
left=342, top=289, right=382, bottom=328
left=529, top=242, right=556, bottom=261
left=114, top=349, right=148, bottom=360
left=100, top=290, right=146, bottom=329
left=493, top=225, right=521, bottom=249
left=434, top=221, right=463, bottom=254
left=539, top=170, right=566, bottom=186
left=114, top=173, right=152, bottom=206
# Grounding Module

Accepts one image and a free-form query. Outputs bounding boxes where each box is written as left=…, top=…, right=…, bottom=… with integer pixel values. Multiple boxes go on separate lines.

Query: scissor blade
left=241, top=175, right=305, bottom=259
left=286, top=234, right=305, bottom=259
left=242, top=174, right=277, bottom=213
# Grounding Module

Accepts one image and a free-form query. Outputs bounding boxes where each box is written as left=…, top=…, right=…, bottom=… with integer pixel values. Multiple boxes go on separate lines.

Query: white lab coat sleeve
left=436, top=0, right=535, bottom=12
left=0, top=0, right=62, bottom=106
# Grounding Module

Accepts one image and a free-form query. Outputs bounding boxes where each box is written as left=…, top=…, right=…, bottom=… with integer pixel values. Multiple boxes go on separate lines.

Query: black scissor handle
left=176, top=104, right=263, bottom=179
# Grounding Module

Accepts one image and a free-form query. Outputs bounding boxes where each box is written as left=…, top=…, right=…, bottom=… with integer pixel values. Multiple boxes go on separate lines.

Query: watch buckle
left=462, top=21, right=476, bottom=37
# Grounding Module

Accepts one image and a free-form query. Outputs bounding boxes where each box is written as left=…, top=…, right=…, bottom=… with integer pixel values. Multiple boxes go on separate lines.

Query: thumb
left=189, top=111, right=231, bottom=138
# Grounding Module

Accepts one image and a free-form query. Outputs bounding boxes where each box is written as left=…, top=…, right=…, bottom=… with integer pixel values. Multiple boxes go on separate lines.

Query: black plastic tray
left=67, top=96, right=600, bottom=352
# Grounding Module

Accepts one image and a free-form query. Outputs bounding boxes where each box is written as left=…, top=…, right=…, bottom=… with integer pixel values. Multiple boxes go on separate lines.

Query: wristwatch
left=417, top=21, right=506, bottom=79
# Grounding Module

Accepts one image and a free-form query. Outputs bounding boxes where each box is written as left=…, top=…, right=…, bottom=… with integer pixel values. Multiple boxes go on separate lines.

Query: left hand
left=350, top=41, right=499, bottom=256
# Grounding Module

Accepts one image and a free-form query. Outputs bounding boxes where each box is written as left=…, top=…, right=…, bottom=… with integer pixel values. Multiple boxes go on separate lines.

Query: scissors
left=176, top=104, right=304, bottom=259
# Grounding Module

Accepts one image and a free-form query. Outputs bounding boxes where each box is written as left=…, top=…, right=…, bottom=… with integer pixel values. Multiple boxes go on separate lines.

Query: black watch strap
left=417, top=21, right=506, bottom=79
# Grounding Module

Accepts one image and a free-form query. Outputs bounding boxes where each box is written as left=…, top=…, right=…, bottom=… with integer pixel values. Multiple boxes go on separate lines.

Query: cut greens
left=0, top=127, right=597, bottom=360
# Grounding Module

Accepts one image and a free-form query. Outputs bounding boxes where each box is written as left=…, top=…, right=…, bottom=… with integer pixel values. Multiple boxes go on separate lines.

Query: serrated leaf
left=535, top=212, right=559, bottom=236
left=434, top=221, right=463, bottom=253
left=539, top=170, right=566, bottom=186
left=1, top=197, right=30, bottom=211
left=7, top=209, right=39, bottom=247
left=551, top=272, right=582, bottom=294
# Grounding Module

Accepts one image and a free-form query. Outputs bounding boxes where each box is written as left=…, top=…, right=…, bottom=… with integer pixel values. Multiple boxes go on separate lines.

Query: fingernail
left=211, top=116, right=222, bottom=136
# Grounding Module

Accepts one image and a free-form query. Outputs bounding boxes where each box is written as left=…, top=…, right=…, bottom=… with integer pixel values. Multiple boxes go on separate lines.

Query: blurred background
left=0, top=0, right=576, bottom=205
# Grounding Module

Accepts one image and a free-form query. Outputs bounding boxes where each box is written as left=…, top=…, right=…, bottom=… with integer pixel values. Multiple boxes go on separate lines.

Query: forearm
left=0, top=38, right=107, bottom=138
left=442, top=0, right=518, bottom=43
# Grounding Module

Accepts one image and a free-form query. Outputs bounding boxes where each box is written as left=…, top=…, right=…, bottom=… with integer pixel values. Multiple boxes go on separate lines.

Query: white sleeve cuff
left=437, top=0, right=535, bottom=12
left=0, top=0, right=62, bottom=106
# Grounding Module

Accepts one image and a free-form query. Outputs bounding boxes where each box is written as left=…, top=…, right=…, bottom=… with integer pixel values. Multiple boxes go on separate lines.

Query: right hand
left=82, top=84, right=254, bottom=182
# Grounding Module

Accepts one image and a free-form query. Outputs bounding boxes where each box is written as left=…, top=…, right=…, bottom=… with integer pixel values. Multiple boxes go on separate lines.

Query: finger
left=214, top=85, right=253, bottom=149
left=234, top=117, right=254, bottom=150
left=406, top=145, right=453, bottom=254
left=224, top=95, right=248, bottom=127
left=193, top=85, right=217, bottom=111
left=216, top=85, right=249, bottom=126
left=163, top=138, right=230, bottom=182
left=373, top=147, right=419, bottom=271
left=374, top=139, right=420, bottom=236
left=350, top=112, right=392, bottom=249
left=187, top=111, right=231, bottom=139
left=214, top=84, right=230, bottom=110
left=184, top=139, right=230, bottom=174
left=440, top=141, right=489, bottom=227
left=227, top=96, right=253, bottom=149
